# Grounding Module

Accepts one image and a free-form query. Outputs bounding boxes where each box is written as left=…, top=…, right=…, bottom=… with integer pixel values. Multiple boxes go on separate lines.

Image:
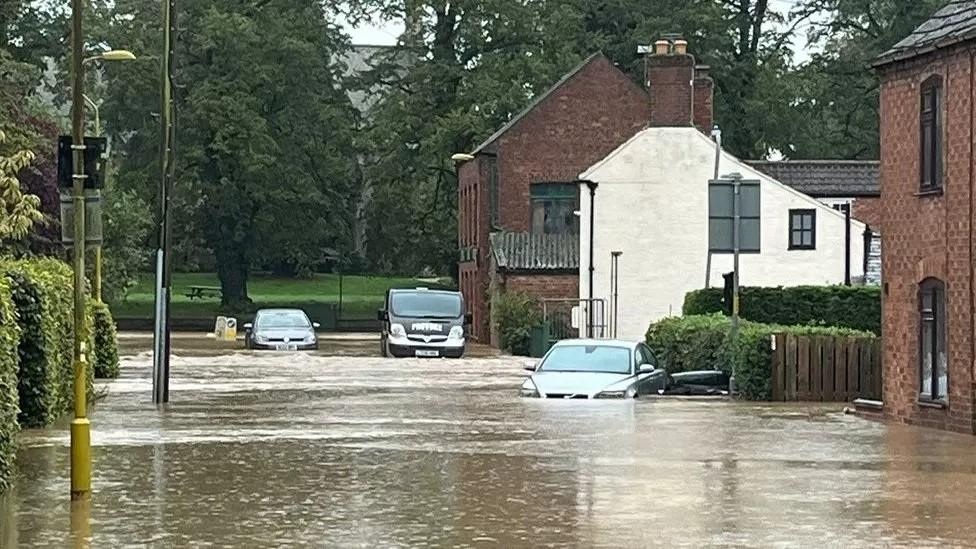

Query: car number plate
left=275, top=344, right=298, bottom=351
left=415, top=350, right=439, bottom=357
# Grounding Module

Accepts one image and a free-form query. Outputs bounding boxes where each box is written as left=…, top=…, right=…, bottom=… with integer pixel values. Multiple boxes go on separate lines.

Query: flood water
left=2, top=334, right=976, bottom=548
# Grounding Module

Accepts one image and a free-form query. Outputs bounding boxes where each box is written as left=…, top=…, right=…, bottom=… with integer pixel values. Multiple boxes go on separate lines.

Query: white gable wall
left=578, top=127, right=866, bottom=341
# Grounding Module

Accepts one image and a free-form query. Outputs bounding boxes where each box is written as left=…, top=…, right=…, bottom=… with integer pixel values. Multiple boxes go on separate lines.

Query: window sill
left=788, top=247, right=816, bottom=251
left=914, top=188, right=943, bottom=197
left=917, top=399, right=947, bottom=410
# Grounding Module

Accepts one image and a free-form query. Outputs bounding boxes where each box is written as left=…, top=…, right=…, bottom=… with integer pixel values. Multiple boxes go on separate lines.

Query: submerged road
left=2, top=334, right=976, bottom=548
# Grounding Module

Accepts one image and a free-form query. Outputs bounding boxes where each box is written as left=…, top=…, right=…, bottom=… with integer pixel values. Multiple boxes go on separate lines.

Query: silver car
left=520, top=339, right=668, bottom=399
left=243, top=308, right=320, bottom=351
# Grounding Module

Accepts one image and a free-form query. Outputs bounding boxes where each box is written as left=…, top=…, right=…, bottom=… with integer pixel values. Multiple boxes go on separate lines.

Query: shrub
left=646, top=314, right=874, bottom=400
left=492, top=291, right=541, bottom=356
left=0, top=275, right=21, bottom=493
left=683, top=285, right=881, bottom=334
left=3, top=259, right=93, bottom=428
left=90, top=301, right=120, bottom=379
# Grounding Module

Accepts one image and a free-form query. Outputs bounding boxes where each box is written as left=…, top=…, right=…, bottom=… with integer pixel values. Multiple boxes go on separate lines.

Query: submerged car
left=243, top=308, right=320, bottom=351
left=520, top=339, right=669, bottom=399
left=378, top=287, right=470, bottom=358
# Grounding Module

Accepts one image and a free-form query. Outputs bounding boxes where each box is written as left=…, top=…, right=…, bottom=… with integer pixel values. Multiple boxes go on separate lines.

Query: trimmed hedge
left=0, top=276, right=21, bottom=493
left=646, top=314, right=874, bottom=400
left=683, top=285, right=881, bottom=335
left=3, top=259, right=94, bottom=428
left=492, top=291, right=541, bottom=356
left=90, top=301, right=120, bottom=379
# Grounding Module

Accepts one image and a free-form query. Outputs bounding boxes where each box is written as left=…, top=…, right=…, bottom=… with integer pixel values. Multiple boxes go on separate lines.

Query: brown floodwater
left=1, top=334, right=975, bottom=548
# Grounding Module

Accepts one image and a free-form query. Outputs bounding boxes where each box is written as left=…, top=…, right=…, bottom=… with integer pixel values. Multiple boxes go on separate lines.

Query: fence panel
left=770, top=334, right=881, bottom=402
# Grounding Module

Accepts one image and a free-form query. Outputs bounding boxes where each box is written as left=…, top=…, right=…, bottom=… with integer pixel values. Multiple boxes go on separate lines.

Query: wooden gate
left=771, top=334, right=882, bottom=402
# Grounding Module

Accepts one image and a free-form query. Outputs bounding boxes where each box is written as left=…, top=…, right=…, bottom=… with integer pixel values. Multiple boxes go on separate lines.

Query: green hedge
left=90, top=301, right=120, bottom=379
left=646, top=314, right=873, bottom=400
left=492, top=291, right=541, bottom=356
left=0, top=276, right=21, bottom=493
left=3, top=259, right=93, bottom=428
left=682, top=285, right=881, bottom=335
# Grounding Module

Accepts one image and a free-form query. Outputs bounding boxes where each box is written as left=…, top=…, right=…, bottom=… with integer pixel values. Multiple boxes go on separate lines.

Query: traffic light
left=722, top=271, right=734, bottom=315
left=57, top=136, right=108, bottom=189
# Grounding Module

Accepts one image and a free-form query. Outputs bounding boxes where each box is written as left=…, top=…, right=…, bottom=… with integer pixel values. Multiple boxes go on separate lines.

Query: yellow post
left=70, top=0, right=92, bottom=501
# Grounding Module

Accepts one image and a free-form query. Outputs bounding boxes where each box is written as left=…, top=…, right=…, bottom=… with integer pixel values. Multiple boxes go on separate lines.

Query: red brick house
left=456, top=52, right=660, bottom=342
left=873, top=1, right=976, bottom=433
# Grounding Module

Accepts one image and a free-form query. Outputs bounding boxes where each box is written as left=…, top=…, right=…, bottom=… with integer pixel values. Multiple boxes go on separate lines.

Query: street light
left=80, top=49, right=136, bottom=304
left=451, top=153, right=474, bottom=162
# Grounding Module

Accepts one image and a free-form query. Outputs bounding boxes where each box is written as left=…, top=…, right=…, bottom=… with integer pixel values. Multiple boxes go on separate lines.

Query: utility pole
left=729, top=172, right=742, bottom=395
left=69, top=0, right=92, bottom=501
left=705, top=125, right=721, bottom=288
left=153, top=0, right=176, bottom=404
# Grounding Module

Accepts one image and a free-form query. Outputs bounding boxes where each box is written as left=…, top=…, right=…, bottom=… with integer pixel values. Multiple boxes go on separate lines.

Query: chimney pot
left=654, top=40, right=670, bottom=56
left=674, top=39, right=688, bottom=55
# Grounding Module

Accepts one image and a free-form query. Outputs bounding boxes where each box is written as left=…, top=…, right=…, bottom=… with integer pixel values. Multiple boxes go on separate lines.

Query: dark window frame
left=529, top=182, right=579, bottom=235
left=919, top=76, right=943, bottom=193
left=788, top=209, right=816, bottom=250
left=918, top=278, right=948, bottom=403
left=486, top=157, right=499, bottom=228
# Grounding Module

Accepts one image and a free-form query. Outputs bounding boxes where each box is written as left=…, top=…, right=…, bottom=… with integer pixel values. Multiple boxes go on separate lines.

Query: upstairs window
left=530, top=183, right=578, bottom=235
left=919, top=278, right=947, bottom=402
left=486, top=157, right=499, bottom=228
left=788, top=209, right=816, bottom=250
left=920, top=77, right=943, bottom=192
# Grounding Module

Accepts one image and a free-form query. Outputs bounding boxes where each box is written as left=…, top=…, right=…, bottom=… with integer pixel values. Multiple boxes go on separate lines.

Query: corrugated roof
left=875, top=1, right=976, bottom=67
left=472, top=52, right=614, bottom=155
left=490, top=231, right=579, bottom=271
left=745, top=160, right=880, bottom=197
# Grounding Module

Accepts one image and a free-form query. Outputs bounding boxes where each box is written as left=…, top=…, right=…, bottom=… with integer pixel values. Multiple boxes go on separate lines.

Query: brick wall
left=878, top=44, right=976, bottom=434
left=852, top=196, right=883, bottom=230
left=495, top=55, right=651, bottom=232
left=646, top=53, right=695, bottom=127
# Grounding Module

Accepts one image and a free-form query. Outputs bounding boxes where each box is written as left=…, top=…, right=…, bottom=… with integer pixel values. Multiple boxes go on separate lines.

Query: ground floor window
left=919, top=278, right=947, bottom=401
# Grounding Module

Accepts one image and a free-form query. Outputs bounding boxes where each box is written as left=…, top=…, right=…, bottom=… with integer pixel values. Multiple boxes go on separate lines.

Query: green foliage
left=492, top=291, right=541, bottom=356
left=0, top=274, right=21, bottom=493
left=90, top=301, right=119, bottom=379
left=2, top=259, right=93, bottom=428
left=682, top=285, right=881, bottom=335
left=100, top=181, right=153, bottom=302
left=646, top=314, right=873, bottom=400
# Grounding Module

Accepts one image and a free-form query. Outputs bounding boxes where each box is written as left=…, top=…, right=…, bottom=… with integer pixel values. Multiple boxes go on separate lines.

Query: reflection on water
left=1, top=345, right=976, bottom=547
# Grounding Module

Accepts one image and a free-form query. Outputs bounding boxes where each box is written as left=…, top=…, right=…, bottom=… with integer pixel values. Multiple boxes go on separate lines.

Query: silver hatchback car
left=243, top=308, right=320, bottom=351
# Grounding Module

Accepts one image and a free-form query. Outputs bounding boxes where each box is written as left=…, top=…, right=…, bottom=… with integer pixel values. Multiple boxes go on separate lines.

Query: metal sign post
left=708, top=172, right=760, bottom=395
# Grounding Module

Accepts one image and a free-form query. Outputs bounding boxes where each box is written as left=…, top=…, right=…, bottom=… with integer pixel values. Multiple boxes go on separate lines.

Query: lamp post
left=82, top=49, right=136, bottom=304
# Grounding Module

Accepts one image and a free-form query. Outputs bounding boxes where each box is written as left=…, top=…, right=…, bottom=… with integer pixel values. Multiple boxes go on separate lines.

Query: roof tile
left=875, top=1, right=976, bottom=66
left=489, top=231, right=579, bottom=271
left=745, top=160, right=880, bottom=197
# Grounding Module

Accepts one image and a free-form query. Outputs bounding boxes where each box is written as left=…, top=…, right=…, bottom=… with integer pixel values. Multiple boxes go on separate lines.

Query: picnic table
left=185, top=285, right=222, bottom=300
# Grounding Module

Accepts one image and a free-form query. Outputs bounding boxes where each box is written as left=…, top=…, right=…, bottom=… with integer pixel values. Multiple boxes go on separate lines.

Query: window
left=919, top=279, right=947, bottom=402
left=920, top=77, right=943, bottom=192
left=788, top=209, right=816, bottom=250
left=486, top=157, right=499, bottom=227
left=530, top=183, right=578, bottom=235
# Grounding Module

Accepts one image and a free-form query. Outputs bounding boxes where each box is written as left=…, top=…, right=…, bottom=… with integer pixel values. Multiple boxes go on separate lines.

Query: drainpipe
left=863, top=225, right=873, bottom=282
left=844, top=206, right=852, bottom=286
left=969, top=50, right=975, bottom=434
left=584, top=180, right=599, bottom=338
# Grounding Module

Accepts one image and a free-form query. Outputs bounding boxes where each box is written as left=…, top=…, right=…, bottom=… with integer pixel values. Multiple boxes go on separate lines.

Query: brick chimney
left=644, top=38, right=714, bottom=131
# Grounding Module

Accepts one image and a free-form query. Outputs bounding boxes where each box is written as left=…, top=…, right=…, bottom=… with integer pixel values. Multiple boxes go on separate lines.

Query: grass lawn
left=110, top=272, right=455, bottom=320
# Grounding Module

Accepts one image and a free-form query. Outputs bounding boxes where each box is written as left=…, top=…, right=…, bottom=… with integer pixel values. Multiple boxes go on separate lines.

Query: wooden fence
left=771, top=334, right=882, bottom=402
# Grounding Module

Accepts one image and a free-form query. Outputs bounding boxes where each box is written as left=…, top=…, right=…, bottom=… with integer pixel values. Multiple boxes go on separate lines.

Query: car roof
left=389, top=288, right=460, bottom=295
left=551, top=338, right=639, bottom=349
left=255, top=308, right=307, bottom=315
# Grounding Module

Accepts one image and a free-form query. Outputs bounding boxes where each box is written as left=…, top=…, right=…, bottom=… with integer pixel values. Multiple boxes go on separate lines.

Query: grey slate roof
left=875, top=1, right=976, bottom=66
left=489, top=231, right=579, bottom=271
left=745, top=160, right=880, bottom=197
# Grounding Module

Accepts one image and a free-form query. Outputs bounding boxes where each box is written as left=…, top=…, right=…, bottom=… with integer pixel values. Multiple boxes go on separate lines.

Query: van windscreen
left=391, top=292, right=462, bottom=319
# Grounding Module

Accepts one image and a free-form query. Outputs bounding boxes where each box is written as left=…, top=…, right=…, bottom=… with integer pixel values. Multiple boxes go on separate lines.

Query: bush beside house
left=0, top=275, right=21, bottom=493
left=646, top=314, right=874, bottom=400
left=492, top=291, right=541, bottom=356
left=682, top=285, right=881, bottom=335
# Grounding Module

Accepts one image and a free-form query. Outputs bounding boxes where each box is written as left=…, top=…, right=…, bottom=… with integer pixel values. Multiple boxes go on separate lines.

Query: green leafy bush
left=90, top=301, right=120, bottom=379
left=0, top=275, right=21, bottom=493
left=3, top=259, right=93, bottom=428
left=682, top=285, right=881, bottom=334
left=646, top=314, right=874, bottom=400
left=492, top=291, right=541, bottom=356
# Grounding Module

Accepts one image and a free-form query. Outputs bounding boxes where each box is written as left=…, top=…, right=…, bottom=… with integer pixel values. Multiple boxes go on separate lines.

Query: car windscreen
left=390, top=292, right=462, bottom=319
left=539, top=345, right=632, bottom=375
left=257, top=311, right=310, bottom=329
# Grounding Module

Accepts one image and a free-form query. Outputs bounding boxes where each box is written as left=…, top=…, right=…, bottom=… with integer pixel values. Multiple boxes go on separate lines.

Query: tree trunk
left=217, top=246, right=250, bottom=307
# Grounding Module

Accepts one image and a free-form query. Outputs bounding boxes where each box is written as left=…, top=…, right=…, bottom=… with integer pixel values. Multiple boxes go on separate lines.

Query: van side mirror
left=638, top=364, right=656, bottom=374
left=312, top=322, right=321, bottom=329
left=243, top=323, right=253, bottom=331
left=377, top=309, right=388, bottom=321
left=464, top=312, right=473, bottom=325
